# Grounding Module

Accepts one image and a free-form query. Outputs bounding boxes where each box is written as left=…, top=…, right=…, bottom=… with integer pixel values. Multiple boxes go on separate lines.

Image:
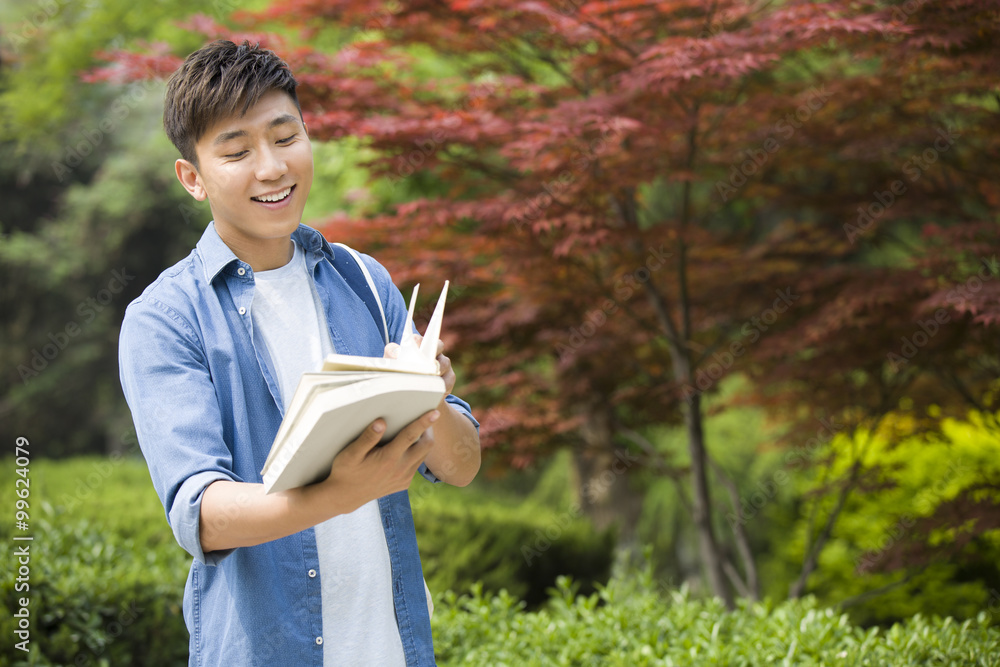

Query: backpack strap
left=329, top=242, right=390, bottom=346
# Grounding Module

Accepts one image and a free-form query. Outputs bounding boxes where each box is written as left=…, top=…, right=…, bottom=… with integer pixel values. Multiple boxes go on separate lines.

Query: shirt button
left=237, top=267, right=246, bottom=276
left=308, top=569, right=317, bottom=578
left=316, top=637, right=323, bottom=646
left=238, top=307, right=246, bottom=315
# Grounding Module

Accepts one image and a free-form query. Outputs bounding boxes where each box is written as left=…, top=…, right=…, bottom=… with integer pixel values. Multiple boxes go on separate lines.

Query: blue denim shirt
left=119, top=223, right=476, bottom=666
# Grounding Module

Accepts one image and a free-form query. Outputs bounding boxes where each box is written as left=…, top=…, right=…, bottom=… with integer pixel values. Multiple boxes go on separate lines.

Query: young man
left=118, top=40, right=481, bottom=666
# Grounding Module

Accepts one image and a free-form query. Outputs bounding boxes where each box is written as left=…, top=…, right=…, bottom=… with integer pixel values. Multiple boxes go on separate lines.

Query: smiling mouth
left=252, top=186, right=294, bottom=203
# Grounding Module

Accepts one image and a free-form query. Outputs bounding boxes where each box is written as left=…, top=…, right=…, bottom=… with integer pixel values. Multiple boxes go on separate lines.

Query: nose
left=255, top=145, right=287, bottom=182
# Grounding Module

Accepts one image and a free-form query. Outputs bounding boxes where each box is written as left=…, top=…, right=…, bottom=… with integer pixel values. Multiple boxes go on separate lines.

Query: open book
left=261, top=282, right=449, bottom=494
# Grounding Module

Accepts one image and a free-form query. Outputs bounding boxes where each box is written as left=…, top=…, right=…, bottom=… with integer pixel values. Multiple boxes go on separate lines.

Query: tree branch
left=513, top=35, right=589, bottom=96
left=836, top=571, right=917, bottom=611
left=677, top=103, right=701, bottom=343
left=723, top=558, right=752, bottom=599
left=709, top=457, right=760, bottom=600
left=789, top=419, right=883, bottom=599
left=617, top=426, right=684, bottom=479
left=615, top=190, right=684, bottom=350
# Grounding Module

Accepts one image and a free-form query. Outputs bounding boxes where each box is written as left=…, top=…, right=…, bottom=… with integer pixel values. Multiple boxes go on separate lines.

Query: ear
left=175, top=159, right=207, bottom=201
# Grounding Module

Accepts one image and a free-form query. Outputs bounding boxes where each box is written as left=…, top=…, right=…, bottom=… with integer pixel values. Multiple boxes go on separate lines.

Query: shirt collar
left=196, top=222, right=329, bottom=283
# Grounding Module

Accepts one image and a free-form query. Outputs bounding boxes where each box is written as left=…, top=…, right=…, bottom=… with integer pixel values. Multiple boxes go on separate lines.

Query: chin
left=256, top=217, right=303, bottom=238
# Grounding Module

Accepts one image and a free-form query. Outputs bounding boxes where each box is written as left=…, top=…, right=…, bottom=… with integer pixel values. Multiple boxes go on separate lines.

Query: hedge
left=4, top=457, right=998, bottom=666
left=433, top=575, right=1000, bottom=666
left=0, top=456, right=612, bottom=665
left=411, top=483, right=615, bottom=607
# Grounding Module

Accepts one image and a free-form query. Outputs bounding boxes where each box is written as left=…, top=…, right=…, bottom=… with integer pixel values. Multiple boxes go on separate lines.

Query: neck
left=216, top=226, right=295, bottom=272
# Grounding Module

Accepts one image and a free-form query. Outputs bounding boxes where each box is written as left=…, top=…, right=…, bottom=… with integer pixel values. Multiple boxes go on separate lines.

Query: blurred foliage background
left=2, top=0, right=999, bottom=664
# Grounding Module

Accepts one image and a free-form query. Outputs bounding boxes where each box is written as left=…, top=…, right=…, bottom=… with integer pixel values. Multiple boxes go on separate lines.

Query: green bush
left=6, top=456, right=997, bottom=666
left=432, top=574, right=1000, bottom=666
left=0, top=513, right=190, bottom=667
left=757, top=413, right=1000, bottom=626
left=0, top=456, right=613, bottom=665
left=1, top=456, right=190, bottom=667
left=411, top=481, right=615, bottom=607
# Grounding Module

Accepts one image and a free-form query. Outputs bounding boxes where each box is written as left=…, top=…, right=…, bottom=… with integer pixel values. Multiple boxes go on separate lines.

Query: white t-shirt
left=250, top=240, right=406, bottom=666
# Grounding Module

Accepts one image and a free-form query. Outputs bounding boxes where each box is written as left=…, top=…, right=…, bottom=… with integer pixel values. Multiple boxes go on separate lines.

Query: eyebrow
left=213, top=114, right=301, bottom=146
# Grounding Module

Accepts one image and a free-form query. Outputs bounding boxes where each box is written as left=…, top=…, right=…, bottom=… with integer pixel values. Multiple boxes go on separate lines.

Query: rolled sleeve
left=119, top=296, right=240, bottom=565
left=445, top=393, right=479, bottom=431
left=171, top=470, right=238, bottom=565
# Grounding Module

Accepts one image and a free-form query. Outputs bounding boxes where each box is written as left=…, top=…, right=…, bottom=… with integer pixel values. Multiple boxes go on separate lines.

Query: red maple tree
left=92, top=0, right=1000, bottom=605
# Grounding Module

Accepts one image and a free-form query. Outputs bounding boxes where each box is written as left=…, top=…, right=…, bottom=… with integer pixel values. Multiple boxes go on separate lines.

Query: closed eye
left=224, top=150, right=248, bottom=159
left=277, top=134, right=297, bottom=144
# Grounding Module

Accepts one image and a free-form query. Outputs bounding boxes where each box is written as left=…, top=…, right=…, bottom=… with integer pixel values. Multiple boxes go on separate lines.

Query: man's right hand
left=308, top=410, right=440, bottom=516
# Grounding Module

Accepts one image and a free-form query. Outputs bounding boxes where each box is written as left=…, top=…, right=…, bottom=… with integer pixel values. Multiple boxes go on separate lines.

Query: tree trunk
left=571, top=405, right=645, bottom=569
left=681, top=389, right=735, bottom=609
left=617, top=136, right=732, bottom=605
left=636, top=251, right=735, bottom=606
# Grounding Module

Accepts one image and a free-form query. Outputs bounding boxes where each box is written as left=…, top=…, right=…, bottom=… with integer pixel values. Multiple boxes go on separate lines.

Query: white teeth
left=253, top=187, right=291, bottom=203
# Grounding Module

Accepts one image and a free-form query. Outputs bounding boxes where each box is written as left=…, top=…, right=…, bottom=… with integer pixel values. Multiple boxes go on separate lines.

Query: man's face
left=177, top=89, right=313, bottom=251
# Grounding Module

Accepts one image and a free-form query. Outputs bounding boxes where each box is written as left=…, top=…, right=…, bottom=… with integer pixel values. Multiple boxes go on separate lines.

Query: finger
left=437, top=353, right=452, bottom=376
left=384, top=342, right=400, bottom=359
left=436, top=340, right=444, bottom=356
left=403, top=429, right=435, bottom=469
left=436, top=354, right=456, bottom=393
left=340, top=418, right=386, bottom=461
left=382, top=410, right=440, bottom=456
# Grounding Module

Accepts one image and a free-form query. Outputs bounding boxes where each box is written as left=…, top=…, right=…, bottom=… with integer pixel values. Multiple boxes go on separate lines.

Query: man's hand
left=384, top=335, right=479, bottom=487
left=383, top=335, right=456, bottom=396
left=307, top=410, right=440, bottom=516
left=199, top=410, right=440, bottom=553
